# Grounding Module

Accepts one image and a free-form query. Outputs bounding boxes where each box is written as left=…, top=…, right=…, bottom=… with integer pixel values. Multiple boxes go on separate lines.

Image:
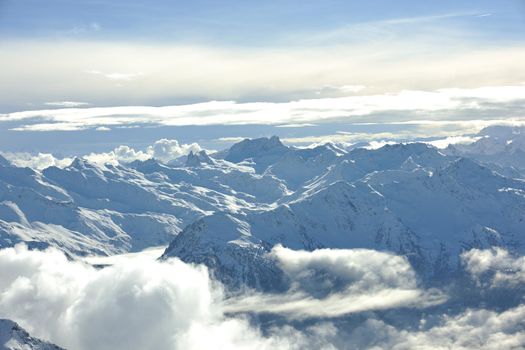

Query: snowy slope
left=0, top=153, right=280, bottom=255
left=0, top=139, right=297, bottom=256
left=3, top=132, right=525, bottom=291
left=448, top=125, right=525, bottom=173
left=163, top=138, right=525, bottom=289
left=0, top=320, right=64, bottom=350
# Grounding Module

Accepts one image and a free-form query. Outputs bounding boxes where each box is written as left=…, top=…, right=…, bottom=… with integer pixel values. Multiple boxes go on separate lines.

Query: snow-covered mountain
left=447, top=125, right=525, bottom=174
left=2, top=131, right=525, bottom=291
left=0, top=151, right=280, bottom=256
left=0, top=319, right=63, bottom=350
left=164, top=137, right=525, bottom=289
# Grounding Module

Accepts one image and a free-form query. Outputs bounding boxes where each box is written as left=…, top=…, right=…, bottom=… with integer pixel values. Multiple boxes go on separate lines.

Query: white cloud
left=282, top=132, right=411, bottom=145
left=0, top=244, right=217, bottom=350
left=44, top=101, right=90, bottom=108
left=427, top=135, right=480, bottom=149
left=0, top=152, right=73, bottom=170
left=314, top=85, right=365, bottom=96
left=146, top=139, right=202, bottom=163
left=462, top=248, right=525, bottom=288
left=83, top=139, right=203, bottom=166
left=222, top=246, right=446, bottom=319
left=1, top=38, right=525, bottom=114
left=338, top=85, right=366, bottom=93
left=363, top=140, right=398, bottom=150
left=348, top=305, right=525, bottom=349
left=215, top=137, right=248, bottom=143
left=86, top=70, right=144, bottom=82
left=3, top=85, right=525, bottom=132
left=276, top=123, right=317, bottom=128
left=1, top=245, right=524, bottom=349
left=0, top=139, right=204, bottom=170
left=0, top=245, right=377, bottom=350
left=83, top=145, right=150, bottom=166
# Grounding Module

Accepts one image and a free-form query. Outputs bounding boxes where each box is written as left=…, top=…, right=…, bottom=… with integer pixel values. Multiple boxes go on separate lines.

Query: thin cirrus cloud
left=2, top=84, right=525, bottom=133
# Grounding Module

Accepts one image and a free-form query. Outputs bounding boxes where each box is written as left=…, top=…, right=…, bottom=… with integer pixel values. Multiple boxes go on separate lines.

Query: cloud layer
left=223, top=246, right=445, bottom=319
left=2, top=85, right=525, bottom=132
left=0, top=245, right=299, bottom=350
left=1, top=36, right=525, bottom=111
left=1, top=245, right=525, bottom=349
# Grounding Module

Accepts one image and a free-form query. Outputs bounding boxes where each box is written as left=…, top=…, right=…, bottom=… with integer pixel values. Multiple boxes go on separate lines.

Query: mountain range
left=1, top=126, right=525, bottom=292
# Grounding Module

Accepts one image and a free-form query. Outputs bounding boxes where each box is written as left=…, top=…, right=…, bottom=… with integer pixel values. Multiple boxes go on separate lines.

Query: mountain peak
left=69, top=157, right=89, bottom=169
left=0, top=319, right=64, bottom=350
left=186, top=150, right=214, bottom=167
left=225, top=136, right=288, bottom=162
left=0, top=154, right=11, bottom=167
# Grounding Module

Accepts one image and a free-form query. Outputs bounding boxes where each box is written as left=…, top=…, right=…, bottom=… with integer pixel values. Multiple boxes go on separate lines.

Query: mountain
left=0, top=141, right=291, bottom=256
left=0, top=155, right=269, bottom=256
left=0, top=319, right=64, bottom=350
left=3, top=132, right=525, bottom=292
left=222, top=136, right=291, bottom=173
left=163, top=140, right=525, bottom=289
left=447, top=125, right=525, bottom=173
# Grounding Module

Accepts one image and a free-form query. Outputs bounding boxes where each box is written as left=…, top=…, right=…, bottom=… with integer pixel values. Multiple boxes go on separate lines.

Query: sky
left=0, top=0, right=525, bottom=153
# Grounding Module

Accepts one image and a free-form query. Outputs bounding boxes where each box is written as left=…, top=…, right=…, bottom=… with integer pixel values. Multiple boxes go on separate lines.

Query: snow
left=2, top=127, right=525, bottom=290
left=0, top=319, right=63, bottom=350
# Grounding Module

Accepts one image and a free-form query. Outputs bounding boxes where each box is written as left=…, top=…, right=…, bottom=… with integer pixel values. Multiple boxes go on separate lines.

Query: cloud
left=147, top=139, right=202, bottom=163
left=83, top=140, right=202, bottom=166
left=362, top=140, right=398, bottom=150
left=222, top=246, right=446, bottom=320
left=1, top=245, right=524, bottom=349
left=0, top=139, right=204, bottom=170
left=83, top=139, right=203, bottom=165
left=215, top=137, right=250, bottom=143
left=314, top=85, right=365, bottom=96
left=67, top=22, right=101, bottom=35
left=275, top=123, right=317, bottom=128
left=86, top=70, right=144, bottom=82
left=44, top=101, right=90, bottom=108
left=347, top=304, right=525, bottom=349
left=462, top=248, right=525, bottom=288
left=1, top=37, right=525, bottom=112
left=3, top=85, right=525, bottom=132
left=83, top=145, right=150, bottom=166
left=338, top=85, right=366, bottom=93
left=0, top=245, right=372, bottom=350
left=0, top=244, right=217, bottom=350
left=0, top=152, right=73, bottom=170
left=427, top=135, right=480, bottom=149
left=281, top=132, right=405, bottom=145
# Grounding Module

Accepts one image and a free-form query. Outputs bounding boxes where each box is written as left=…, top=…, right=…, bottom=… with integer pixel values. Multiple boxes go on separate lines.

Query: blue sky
left=0, top=0, right=524, bottom=154
left=2, top=0, right=524, bottom=44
